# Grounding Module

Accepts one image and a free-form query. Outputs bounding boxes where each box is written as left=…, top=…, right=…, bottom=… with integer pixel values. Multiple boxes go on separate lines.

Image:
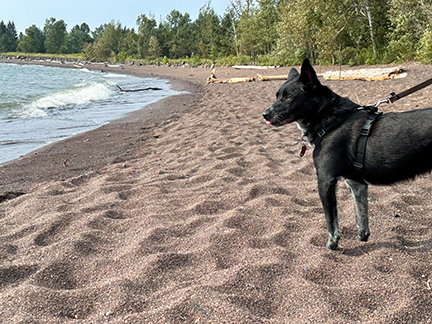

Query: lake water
left=0, top=63, right=179, bottom=165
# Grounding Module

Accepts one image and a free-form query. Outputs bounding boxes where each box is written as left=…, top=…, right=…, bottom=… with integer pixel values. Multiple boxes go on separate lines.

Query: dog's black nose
left=262, top=109, right=271, bottom=119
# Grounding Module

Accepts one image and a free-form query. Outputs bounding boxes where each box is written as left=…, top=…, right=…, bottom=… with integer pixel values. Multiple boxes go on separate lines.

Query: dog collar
left=299, top=106, right=367, bottom=157
left=313, top=109, right=358, bottom=142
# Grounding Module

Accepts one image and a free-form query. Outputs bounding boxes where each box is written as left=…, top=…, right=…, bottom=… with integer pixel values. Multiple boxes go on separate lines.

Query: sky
left=1, top=0, right=232, bottom=34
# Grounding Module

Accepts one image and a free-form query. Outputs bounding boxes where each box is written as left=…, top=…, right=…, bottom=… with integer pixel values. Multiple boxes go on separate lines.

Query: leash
left=373, top=75, right=432, bottom=107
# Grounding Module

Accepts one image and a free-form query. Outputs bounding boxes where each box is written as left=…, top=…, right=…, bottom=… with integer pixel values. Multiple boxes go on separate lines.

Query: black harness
left=302, top=74, right=432, bottom=180
left=351, top=75, right=432, bottom=177
left=352, top=106, right=382, bottom=176
left=309, top=105, right=382, bottom=178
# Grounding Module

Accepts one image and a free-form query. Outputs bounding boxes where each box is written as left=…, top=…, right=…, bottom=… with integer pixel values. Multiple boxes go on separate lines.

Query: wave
left=77, top=68, right=127, bottom=79
left=101, top=72, right=128, bottom=78
left=17, top=81, right=113, bottom=118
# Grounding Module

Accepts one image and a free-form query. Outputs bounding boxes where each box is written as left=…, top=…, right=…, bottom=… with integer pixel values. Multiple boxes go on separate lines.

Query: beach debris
left=232, top=65, right=276, bottom=69
left=322, top=66, right=406, bottom=81
left=206, top=68, right=255, bottom=84
left=208, top=66, right=407, bottom=84
left=63, top=159, right=69, bottom=167
left=257, top=74, right=289, bottom=81
left=116, top=85, right=163, bottom=92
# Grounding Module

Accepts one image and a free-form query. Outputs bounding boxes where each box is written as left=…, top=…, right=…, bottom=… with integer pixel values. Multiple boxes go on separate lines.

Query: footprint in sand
left=0, top=264, right=38, bottom=288
left=34, top=261, right=79, bottom=290
left=34, top=213, right=76, bottom=247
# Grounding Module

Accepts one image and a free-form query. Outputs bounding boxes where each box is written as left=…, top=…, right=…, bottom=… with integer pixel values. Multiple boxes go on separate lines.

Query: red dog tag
left=299, top=144, right=307, bottom=157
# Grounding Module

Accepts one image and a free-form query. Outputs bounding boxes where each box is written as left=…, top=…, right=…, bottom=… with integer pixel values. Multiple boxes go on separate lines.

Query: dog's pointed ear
left=287, top=68, right=299, bottom=81
left=299, top=58, right=320, bottom=89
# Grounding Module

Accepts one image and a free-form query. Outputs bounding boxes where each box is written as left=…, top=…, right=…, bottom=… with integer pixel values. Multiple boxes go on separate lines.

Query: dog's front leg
left=345, top=179, right=370, bottom=242
left=317, top=177, right=340, bottom=250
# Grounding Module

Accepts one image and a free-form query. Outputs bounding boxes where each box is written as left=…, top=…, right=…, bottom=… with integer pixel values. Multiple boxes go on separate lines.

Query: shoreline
left=0, top=59, right=203, bottom=194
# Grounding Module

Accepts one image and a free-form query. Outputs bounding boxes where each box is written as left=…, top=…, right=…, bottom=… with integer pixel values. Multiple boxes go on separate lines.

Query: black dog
left=263, top=58, right=432, bottom=250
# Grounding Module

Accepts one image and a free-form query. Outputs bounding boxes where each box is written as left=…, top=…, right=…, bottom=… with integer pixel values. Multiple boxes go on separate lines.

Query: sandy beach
left=1, top=58, right=432, bottom=323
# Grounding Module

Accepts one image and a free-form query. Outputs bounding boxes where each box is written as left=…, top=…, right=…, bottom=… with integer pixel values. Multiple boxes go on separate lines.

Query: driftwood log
left=232, top=65, right=275, bottom=70
left=322, top=66, right=406, bottom=81
left=257, top=74, right=288, bottom=81
left=116, top=85, right=162, bottom=92
left=207, top=66, right=407, bottom=85
left=206, top=68, right=255, bottom=84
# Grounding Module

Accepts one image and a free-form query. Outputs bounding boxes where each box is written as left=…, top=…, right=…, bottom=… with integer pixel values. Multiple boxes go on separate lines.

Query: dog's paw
left=357, top=231, right=370, bottom=242
left=326, top=236, right=340, bottom=250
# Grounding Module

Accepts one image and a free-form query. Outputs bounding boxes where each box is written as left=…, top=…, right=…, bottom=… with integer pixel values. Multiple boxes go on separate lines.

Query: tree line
left=2, top=0, right=432, bottom=66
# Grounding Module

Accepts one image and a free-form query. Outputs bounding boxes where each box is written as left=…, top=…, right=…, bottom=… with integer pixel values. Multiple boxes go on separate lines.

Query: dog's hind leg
left=317, top=177, right=340, bottom=250
left=345, top=179, right=370, bottom=242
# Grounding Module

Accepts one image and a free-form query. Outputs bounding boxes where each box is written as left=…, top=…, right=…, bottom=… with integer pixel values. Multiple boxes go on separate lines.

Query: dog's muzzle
left=262, top=106, right=293, bottom=126
left=262, top=107, right=273, bottom=125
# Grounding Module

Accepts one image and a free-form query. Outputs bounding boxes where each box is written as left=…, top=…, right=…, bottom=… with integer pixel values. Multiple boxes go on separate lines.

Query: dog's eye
left=283, top=94, right=293, bottom=102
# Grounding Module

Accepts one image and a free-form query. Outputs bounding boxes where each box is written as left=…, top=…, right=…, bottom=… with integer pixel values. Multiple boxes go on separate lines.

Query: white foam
left=16, top=107, right=48, bottom=118
left=102, top=73, right=127, bottom=78
left=18, top=81, right=113, bottom=118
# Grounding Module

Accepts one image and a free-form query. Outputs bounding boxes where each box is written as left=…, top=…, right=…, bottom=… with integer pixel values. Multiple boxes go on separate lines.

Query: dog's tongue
left=266, top=121, right=272, bottom=125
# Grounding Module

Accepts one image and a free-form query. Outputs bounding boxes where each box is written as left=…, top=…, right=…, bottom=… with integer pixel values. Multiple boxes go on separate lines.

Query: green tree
left=43, top=17, right=67, bottom=53
left=136, top=13, right=157, bottom=58
left=224, top=0, right=245, bottom=56
left=148, top=35, right=162, bottom=59
left=0, top=21, right=18, bottom=52
left=118, top=28, right=139, bottom=60
left=195, top=2, right=221, bottom=59
left=0, top=21, right=6, bottom=41
left=343, top=0, right=389, bottom=62
left=83, top=21, right=128, bottom=61
left=219, top=11, right=237, bottom=57
left=66, top=23, right=93, bottom=53
left=237, top=1, right=257, bottom=57
left=386, top=0, right=429, bottom=61
left=237, top=0, right=278, bottom=58
left=417, top=27, right=432, bottom=63
left=17, top=24, right=45, bottom=53
left=165, top=10, right=194, bottom=58
left=153, top=21, right=170, bottom=58
left=92, top=24, right=107, bottom=42
left=274, top=0, right=314, bottom=64
left=274, top=0, right=389, bottom=65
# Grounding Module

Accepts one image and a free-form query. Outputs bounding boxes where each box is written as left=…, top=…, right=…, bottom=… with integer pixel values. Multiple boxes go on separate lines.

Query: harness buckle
left=359, top=128, right=370, bottom=136
left=317, top=129, right=326, bottom=137
left=353, top=162, right=363, bottom=170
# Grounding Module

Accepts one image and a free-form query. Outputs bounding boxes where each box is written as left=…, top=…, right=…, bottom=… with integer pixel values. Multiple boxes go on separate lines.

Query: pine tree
left=136, top=14, right=157, bottom=58
left=43, top=18, right=67, bottom=54
left=0, top=21, right=18, bottom=52
left=17, top=24, right=45, bottom=53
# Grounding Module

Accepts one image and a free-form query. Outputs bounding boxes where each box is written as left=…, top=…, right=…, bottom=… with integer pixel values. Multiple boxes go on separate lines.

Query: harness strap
left=353, top=110, right=382, bottom=175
